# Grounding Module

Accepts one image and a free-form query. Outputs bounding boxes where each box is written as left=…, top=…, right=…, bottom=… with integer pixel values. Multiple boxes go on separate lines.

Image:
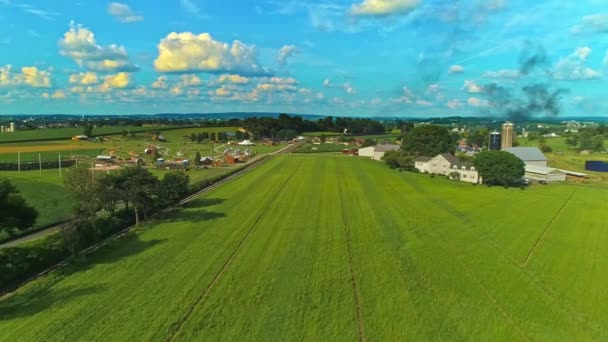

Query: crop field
left=0, top=155, right=607, bottom=340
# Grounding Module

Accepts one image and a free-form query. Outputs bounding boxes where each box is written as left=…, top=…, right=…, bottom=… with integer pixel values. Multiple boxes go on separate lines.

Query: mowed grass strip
left=0, top=155, right=606, bottom=340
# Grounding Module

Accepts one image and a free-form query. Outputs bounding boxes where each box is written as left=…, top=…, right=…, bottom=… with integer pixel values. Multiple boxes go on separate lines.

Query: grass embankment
left=1, top=156, right=607, bottom=340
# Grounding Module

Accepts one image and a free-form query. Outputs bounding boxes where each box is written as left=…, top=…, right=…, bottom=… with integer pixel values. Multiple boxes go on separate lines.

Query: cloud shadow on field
left=0, top=284, right=106, bottom=320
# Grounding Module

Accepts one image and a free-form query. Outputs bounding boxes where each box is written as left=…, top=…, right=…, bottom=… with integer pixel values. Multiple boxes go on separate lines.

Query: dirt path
left=0, top=225, right=64, bottom=249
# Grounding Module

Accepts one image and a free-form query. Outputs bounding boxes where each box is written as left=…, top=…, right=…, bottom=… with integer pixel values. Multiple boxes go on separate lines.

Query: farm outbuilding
left=505, top=147, right=548, bottom=167
left=358, top=146, right=375, bottom=158
left=72, top=135, right=88, bottom=141
left=524, top=165, right=566, bottom=182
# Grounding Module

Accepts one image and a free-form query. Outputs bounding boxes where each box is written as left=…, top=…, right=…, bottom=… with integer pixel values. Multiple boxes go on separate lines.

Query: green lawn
left=0, top=169, right=73, bottom=239
left=0, top=155, right=607, bottom=340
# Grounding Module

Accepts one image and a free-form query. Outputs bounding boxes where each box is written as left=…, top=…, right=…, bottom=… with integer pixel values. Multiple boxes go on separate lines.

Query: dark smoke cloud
left=481, top=42, right=568, bottom=120
left=518, top=41, right=548, bottom=75
left=483, top=83, right=568, bottom=121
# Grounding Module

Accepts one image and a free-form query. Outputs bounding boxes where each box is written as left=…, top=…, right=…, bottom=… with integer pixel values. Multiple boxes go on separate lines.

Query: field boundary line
left=522, top=191, right=576, bottom=267
left=165, top=159, right=302, bottom=342
left=336, top=169, right=367, bottom=342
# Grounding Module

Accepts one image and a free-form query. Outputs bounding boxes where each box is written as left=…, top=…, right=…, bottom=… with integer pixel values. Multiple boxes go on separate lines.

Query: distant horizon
left=0, top=111, right=607, bottom=122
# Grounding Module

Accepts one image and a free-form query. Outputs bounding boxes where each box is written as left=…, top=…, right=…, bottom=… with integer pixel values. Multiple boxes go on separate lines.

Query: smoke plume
left=482, top=42, right=568, bottom=120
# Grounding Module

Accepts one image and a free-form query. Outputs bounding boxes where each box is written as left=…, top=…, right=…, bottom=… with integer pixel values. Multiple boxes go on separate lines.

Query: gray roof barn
left=504, top=147, right=547, bottom=162
left=374, top=144, right=400, bottom=152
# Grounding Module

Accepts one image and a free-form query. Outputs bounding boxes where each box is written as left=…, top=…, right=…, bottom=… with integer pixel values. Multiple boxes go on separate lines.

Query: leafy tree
left=194, top=151, right=202, bottom=167
left=130, top=132, right=136, bottom=139
left=527, top=131, right=539, bottom=141
left=95, top=175, right=121, bottom=214
left=383, top=150, right=416, bottom=171
left=474, top=150, right=525, bottom=186
left=402, top=125, right=452, bottom=157
left=158, top=172, right=190, bottom=206
left=0, top=179, right=38, bottom=235
left=276, top=129, right=297, bottom=141
left=565, top=135, right=579, bottom=147
left=401, top=122, right=414, bottom=133
left=235, top=130, right=244, bottom=140
left=579, top=131, right=593, bottom=150
left=361, top=138, right=377, bottom=147
left=122, top=129, right=128, bottom=137
left=319, top=134, right=327, bottom=143
left=196, top=133, right=204, bottom=144
left=190, top=133, right=197, bottom=142
left=83, top=125, right=94, bottom=137
left=122, top=167, right=159, bottom=225
left=243, top=131, right=250, bottom=140
left=592, top=135, right=605, bottom=151
left=64, top=166, right=100, bottom=221
left=540, top=144, right=552, bottom=153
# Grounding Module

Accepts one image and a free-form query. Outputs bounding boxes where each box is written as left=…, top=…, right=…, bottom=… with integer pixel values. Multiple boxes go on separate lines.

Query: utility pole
left=39, top=152, right=42, bottom=176
left=58, top=153, right=62, bottom=182
left=17, top=152, right=20, bottom=173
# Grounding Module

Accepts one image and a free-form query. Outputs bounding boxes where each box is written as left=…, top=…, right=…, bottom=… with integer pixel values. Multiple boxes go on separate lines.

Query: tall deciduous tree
left=122, top=167, right=159, bottom=225
left=0, top=179, right=38, bottom=235
left=158, top=172, right=190, bottom=206
left=474, top=150, right=525, bottom=186
left=402, top=125, right=453, bottom=157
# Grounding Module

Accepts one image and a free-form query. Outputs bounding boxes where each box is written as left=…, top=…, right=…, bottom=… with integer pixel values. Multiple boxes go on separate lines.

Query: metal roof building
left=504, top=147, right=548, bottom=167
left=524, top=165, right=566, bottom=182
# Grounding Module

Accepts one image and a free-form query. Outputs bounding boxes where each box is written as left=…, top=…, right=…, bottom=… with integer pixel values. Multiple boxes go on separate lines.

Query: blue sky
left=0, top=0, right=607, bottom=117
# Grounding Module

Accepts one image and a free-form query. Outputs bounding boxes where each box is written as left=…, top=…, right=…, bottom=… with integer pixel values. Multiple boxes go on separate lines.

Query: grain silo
left=489, top=131, right=501, bottom=150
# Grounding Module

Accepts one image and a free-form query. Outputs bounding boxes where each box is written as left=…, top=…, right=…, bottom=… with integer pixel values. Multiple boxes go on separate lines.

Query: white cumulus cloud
left=447, top=99, right=463, bottom=109
left=60, top=22, right=139, bottom=72
left=69, top=72, right=99, bottom=85
left=571, top=13, right=608, bottom=34
left=218, top=74, right=249, bottom=84
left=448, top=65, right=464, bottom=74
left=468, top=97, right=488, bottom=107
left=350, top=0, right=420, bottom=18
left=154, top=32, right=271, bottom=76
left=0, top=65, right=51, bottom=88
left=463, top=80, right=484, bottom=93
left=278, top=45, right=298, bottom=65
left=483, top=69, right=520, bottom=79
left=107, top=2, right=143, bottom=23
left=553, top=47, right=602, bottom=80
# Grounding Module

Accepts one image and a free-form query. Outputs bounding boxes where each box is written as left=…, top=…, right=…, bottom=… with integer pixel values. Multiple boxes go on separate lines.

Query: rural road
left=0, top=224, right=64, bottom=249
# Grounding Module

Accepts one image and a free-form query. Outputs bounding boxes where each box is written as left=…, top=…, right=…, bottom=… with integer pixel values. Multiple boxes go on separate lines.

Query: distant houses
left=415, top=153, right=481, bottom=184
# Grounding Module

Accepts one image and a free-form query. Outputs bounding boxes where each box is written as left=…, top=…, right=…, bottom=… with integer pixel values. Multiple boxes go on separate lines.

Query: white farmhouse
left=415, top=153, right=481, bottom=184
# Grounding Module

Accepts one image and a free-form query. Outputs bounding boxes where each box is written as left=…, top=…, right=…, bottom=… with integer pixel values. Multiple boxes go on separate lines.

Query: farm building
left=415, top=153, right=481, bottom=184
left=96, top=155, right=116, bottom=163
left=200, top=157, right=214, bottom=166
left=359, top=144, right=400, bottom=161
left=72, top=135, right=88, bottom=141
left=524, top=165, right=566, bottom=182
left=238, top=139, right=255, bottom=146
left=504, top=147, right=548, bottom=167
left=358, top=146, right=375, bottom=158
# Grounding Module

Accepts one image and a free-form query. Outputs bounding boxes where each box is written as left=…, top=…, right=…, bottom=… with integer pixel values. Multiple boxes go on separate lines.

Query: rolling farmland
left=0, top=155, right=607, bottom=340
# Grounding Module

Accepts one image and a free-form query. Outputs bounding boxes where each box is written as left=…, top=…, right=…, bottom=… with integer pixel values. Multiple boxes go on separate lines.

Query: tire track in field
left=165, top=159, right=302, bottom=342
left=522, top=191, right=576, bottom=267
left=336, top=168, right=367, bottom=342
left=398, top=175, right=601, bottom=338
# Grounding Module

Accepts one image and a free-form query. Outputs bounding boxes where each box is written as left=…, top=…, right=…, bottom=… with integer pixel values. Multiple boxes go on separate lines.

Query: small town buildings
left=524, top=165, right=566, bottom=182
left=504, top=147, right=548, bottom=167
left=415, top=153, right=481, bottom=184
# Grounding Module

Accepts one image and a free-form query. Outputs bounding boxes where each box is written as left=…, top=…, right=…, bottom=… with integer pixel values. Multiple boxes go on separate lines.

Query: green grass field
left=1, top=155, right=606, bottom=340
left=0, top=169, right=72, bottom=237
left=0, top=126, right=177, bottom=143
